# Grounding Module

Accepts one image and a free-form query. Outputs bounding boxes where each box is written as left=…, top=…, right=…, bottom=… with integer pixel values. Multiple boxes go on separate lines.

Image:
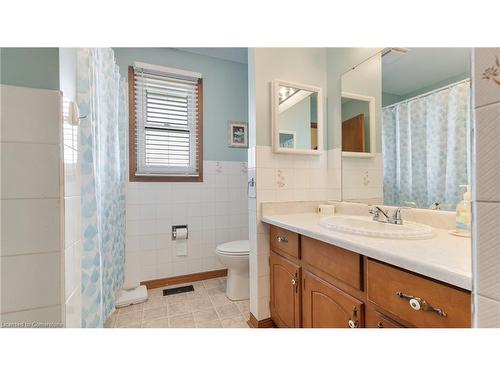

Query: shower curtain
left=77, top=48, right=127, bottom=327
left=382, top=80, right=470, bottom=209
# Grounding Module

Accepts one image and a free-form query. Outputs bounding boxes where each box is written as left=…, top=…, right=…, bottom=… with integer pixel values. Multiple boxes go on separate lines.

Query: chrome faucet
left=368, top=206, right=389, bottom=222
left=390, top=207, right=404, bottom=225
left=369, top=206, right=405, bottom=225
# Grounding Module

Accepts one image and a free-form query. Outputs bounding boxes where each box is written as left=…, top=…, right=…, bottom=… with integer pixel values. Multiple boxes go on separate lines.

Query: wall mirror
left=272, top=80, right=323, bottom=155
left=340, top=48, right=471, bottom=210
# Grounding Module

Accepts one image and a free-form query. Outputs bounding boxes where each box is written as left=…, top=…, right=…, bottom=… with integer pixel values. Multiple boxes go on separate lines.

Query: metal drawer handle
left=276, top=236, right=288, bottom=243
left=396, top=291, right=447, bottom=317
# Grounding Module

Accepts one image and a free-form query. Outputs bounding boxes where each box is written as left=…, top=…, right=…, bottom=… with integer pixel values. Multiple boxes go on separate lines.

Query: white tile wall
left=0, top=305, right=62, bottom=326
left=472, top=48, right=500, bottom=327
left=1, top=252, right=62, bottom=312
left=1, top=142, right=60, bottom=199
left=474, top=202, right=500, bottom=301
left=249, top=145, right=342, bottom=320
left=476, top=295, right=500, bottom=328
left=125, top=160, right=249, bottom=283
left=342, top=153, right=384, bottom=203
left=255, top=146, right=341, bottom=202
left=0, top=85, right=64, bottom=326
left=474, top=102, right=500, bottom=202
left=62, top=96, right=82, bottom=327
left=473, top=48, right=500, bottom=108
left=1, top=199, right=61, bottom=256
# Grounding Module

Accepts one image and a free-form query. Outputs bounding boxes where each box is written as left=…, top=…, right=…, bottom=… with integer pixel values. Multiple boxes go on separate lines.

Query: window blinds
left=133, top=64, right=201, bottom=177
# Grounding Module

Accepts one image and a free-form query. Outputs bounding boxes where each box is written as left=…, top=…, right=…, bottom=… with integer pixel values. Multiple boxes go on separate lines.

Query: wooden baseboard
left=140, top=269, right=227, bottom=290
left=247, top=313, right=275, bottom=328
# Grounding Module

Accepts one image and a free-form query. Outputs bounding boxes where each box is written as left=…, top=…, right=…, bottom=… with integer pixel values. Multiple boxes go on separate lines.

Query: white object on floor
left=215, top=240, right=249, bottom=301
left=122, top=259, right=141, bottom=290
left=115, top=285, right=148, bottom=308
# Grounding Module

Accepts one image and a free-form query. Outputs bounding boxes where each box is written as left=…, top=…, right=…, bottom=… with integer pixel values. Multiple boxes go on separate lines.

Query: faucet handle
left=368, top=205, right=387, bottom=215
left=389, top=207, right=408, bottom=225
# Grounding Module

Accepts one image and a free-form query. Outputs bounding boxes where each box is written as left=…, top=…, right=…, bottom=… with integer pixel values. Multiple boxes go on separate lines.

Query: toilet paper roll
left=318, top=204, right=335, bottom=218
left=174, top=227, right=188, bottom=256
left=175, top=227, right=188, bottom=240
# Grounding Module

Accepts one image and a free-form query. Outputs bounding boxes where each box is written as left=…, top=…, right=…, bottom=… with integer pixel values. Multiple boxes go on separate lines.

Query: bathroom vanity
left=262, top=204, right=472, bottom=328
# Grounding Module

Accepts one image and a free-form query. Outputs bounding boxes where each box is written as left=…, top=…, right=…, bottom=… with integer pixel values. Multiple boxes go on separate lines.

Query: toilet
left=215, top=240, right=249, bottom=301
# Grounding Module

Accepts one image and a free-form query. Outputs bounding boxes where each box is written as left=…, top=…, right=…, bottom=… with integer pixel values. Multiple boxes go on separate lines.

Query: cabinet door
left=303, top=271, right=363, bottom=328
left=270, top=251, right=301, bottom=328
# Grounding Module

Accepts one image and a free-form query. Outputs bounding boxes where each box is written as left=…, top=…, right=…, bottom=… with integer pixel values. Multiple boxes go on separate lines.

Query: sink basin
left=319, top=215, right=434, bottom=240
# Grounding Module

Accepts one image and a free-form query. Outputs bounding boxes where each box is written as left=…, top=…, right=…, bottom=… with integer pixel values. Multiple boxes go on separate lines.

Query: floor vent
left=163, top=285, right=194, bottom=296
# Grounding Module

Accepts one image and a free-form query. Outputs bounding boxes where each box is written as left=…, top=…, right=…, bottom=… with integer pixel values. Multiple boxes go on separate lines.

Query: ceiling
left=175, top=48, right=248, bottom=64
left=382, top=48, right=470, bottom=96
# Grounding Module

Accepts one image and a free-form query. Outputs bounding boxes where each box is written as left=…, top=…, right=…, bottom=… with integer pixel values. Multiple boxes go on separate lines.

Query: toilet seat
left=215, top=240, right=249, bottom=256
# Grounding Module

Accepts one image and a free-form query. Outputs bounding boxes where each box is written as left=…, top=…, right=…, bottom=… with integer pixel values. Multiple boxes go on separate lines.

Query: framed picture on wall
left=228, top=121, right=248, bottom=148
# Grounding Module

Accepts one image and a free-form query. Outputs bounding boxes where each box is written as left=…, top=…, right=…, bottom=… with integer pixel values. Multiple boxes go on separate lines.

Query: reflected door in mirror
left=342, top=114, right=365, bottom=152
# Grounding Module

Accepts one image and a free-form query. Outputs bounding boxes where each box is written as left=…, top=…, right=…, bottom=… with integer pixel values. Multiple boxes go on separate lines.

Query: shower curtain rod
left=383, top=78, right=471, bottom=109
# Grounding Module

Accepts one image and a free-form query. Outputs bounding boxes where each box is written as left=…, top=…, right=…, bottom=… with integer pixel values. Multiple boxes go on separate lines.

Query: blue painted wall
left=59, top=48, right=78, bottom=101
left=382, top=72, right=469, bottom=107
left=0, top=48, right=59, bottom=90
left=113, top=48, right=248, bottom=162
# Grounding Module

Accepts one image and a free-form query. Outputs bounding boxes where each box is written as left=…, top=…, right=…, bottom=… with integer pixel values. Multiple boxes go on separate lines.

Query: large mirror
left=272, top=80, right=323, bottom=154
left=341, top=48, right=471, bottom=210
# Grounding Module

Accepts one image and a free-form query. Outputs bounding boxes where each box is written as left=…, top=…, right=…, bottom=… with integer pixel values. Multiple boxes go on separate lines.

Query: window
left=129, top=62, right=203, bottom=181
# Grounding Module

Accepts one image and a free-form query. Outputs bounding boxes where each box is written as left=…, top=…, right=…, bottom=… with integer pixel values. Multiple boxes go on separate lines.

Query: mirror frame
left=341, top=91, right=376, bottom=158
left=272, top=79, right=323, bottom=155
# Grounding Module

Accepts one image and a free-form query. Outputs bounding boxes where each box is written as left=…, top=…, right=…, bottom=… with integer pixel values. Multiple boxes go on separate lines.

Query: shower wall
left=1, top=48, right=64, bottom=326
left=59, top=48, right=82, bottom=327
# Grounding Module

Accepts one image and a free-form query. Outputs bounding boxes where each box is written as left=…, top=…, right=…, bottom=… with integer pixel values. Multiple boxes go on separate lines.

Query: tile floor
left=105, top=277, right=250, bottom=328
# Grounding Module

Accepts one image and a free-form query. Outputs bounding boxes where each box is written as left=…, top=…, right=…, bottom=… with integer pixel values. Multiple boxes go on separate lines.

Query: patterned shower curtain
left=382, top=80, right=470, bottom=210
left=77, top=48, right=127, bottom=327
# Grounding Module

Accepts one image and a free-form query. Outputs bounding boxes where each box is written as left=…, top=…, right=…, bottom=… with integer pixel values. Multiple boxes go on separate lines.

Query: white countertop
left=261, top=213, right=472, bottom=290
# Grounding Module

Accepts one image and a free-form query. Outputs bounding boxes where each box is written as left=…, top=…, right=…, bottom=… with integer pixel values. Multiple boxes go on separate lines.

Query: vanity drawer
left=366, top=259, right=471, bottom=328
left=270, top=226, right=299, bottom=258
left=365, top=306, right=405, bottom=328
left=301, top=236, right=362, bottom=290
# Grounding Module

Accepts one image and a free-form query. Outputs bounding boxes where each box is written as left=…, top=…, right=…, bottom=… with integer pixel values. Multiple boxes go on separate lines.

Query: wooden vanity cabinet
left=268, top=225, right=471, bottom=328
left=269, top=251, right=301, bottom=328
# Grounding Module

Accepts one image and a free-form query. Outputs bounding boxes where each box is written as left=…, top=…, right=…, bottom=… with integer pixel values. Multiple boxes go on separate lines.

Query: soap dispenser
left=455, top=185, right=471, bottom=236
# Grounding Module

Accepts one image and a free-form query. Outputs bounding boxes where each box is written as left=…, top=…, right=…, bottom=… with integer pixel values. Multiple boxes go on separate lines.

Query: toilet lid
left=216, top=240, right=249, bottom=255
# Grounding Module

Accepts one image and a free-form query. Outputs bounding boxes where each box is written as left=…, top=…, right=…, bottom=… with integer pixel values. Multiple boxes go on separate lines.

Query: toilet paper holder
left=172, top=225, right=189, bottom=240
